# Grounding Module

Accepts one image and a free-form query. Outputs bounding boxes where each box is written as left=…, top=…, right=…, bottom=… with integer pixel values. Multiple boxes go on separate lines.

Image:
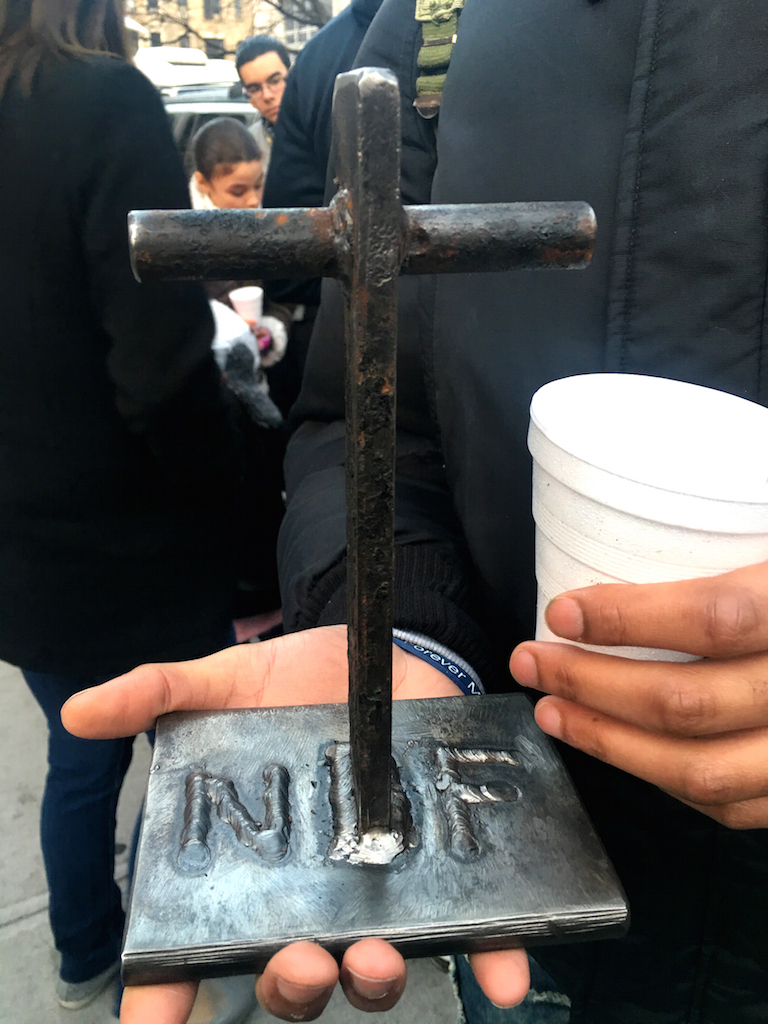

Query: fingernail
left=275, top=978, right=329, bottom=1005
left=535, top=700, right=562, bottom=740
left=346, top=969, right=398, bottom=1001
left=546, top=597, right=584, bottom=640
left=510, top=649, right=539, bottom=689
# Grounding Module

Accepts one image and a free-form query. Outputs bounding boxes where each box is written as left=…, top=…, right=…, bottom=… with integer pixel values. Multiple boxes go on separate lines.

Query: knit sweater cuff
left=310, top=542, right=498, bottom=688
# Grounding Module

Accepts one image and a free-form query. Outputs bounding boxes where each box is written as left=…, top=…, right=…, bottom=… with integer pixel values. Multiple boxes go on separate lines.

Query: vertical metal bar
left=332, top=68, right=402, bottom=834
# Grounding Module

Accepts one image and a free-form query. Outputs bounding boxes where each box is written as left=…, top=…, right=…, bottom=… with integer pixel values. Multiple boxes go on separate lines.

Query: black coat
left=263, top=0, right=383, bottom=309
left=0, top=55, right=241, bottom=675
left=280, top=0, right=768, bottom=1020
left=264, top=0, right=384, bottom=214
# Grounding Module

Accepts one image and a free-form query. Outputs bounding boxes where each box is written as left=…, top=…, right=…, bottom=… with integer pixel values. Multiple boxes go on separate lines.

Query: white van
left=134, top=46, right=240, bottom=94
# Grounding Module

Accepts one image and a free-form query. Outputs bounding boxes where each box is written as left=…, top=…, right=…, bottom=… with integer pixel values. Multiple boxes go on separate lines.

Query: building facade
left=129, top=0, right=335, bottom=60
left=129, top=0, right=255, bottom=58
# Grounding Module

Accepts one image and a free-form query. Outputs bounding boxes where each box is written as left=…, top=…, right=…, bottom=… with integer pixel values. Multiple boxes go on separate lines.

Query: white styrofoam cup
left=528, top=374, right=768, bottom=660
left=229, top=285, right=263, bottom=323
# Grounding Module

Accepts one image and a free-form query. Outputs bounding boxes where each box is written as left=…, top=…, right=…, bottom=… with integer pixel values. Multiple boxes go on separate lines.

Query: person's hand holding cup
left=514, top=373, right=768, bottom=828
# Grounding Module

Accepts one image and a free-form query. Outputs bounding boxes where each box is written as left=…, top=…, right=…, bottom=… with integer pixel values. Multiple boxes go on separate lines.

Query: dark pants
left=23, top=670, right=135, bottom=984
left=534, top=749, right=768, bottom=1023
left=24, top=626, right=237, bottom=985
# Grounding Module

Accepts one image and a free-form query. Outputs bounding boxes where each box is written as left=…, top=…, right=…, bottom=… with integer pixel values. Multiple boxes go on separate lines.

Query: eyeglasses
left=242, top=71, right=287, bottom=97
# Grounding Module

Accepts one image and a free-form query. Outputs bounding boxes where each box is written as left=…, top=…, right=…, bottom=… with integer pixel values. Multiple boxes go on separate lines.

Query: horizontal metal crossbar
left=129, top=201, right=596, bottom=283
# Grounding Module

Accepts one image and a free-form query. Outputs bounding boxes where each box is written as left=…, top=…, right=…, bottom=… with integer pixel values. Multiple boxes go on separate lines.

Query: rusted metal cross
left=130, top=66, right=594, bottom=841
left=123, top=69, right=625, bottom=984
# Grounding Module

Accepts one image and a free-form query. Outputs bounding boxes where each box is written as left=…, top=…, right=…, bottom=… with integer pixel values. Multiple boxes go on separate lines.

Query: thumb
left=62, top=625, right=349, bottom=739
left=468, top=948, right=530, bottom=1008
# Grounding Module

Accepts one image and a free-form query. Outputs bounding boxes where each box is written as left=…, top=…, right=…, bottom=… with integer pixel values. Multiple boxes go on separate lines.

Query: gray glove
left=224, top=342, right=284, bottom=430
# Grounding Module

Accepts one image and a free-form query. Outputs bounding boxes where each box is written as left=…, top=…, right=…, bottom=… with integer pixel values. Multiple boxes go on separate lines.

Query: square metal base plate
left=123, top=694, right=627, bottom=984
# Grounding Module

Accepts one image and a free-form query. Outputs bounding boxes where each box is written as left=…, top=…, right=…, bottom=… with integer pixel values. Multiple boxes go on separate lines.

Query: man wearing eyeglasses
left=235, top=35, right=291, bottom=176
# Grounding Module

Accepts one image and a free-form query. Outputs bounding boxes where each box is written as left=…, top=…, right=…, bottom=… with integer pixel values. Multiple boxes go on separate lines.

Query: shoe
left=112, top=970, right=124, bottom=1019
left=430, top=954, right=452, bottom=973
left=56, top=960, right=119, bottom=1010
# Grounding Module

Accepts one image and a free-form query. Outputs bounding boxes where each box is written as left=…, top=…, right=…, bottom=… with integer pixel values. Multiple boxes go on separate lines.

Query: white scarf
left=189, top=176, right=217, bottom=210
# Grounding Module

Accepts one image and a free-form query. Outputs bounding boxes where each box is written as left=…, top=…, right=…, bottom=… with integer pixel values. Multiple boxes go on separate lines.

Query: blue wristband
left=392, top=630, right=484, bottom=696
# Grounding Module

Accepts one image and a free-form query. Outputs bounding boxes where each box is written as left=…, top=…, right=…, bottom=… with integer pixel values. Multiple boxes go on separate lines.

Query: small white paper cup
left=229, top=285, right=263, bottom=322
left=528, top=374, right=768, bottom=661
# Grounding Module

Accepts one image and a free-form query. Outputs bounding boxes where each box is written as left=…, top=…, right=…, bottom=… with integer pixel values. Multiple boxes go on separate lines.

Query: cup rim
left=529, top=373, right=768, bottom=507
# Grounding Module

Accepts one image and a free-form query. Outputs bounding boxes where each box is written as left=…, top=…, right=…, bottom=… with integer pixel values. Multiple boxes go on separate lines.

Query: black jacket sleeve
left=263, top=6, right=371, bottom=307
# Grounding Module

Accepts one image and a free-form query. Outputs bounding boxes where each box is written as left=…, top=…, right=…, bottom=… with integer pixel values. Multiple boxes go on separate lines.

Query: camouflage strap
left=414, top=0, right=465, bottom=118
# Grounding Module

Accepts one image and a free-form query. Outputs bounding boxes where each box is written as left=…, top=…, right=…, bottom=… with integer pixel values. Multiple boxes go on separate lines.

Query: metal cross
left=124, top=69, right=624, bottom=984
left=130, top=67, right=595, bottom=842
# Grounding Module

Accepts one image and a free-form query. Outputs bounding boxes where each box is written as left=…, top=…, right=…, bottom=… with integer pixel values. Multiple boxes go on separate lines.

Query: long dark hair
left=0, top=0, right=127, bottom=100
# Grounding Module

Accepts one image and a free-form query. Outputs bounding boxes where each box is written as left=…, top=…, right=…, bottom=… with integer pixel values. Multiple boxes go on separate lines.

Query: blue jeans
left=23, top=670, right=138, bottom=984
left=25, top=629, right=237, bottom=985
left=455, top=953, right=571, bottom=1024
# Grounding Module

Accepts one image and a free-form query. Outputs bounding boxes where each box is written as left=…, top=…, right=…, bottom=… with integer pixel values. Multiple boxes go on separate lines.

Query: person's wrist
left=393, top=646, right=464, bottom=699
left=392, top=630, right=484, bottom=696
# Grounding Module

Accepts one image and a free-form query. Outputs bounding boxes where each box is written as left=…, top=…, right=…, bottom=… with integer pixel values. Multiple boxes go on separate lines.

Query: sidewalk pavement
left=0, top=660, right=460, bottom=1024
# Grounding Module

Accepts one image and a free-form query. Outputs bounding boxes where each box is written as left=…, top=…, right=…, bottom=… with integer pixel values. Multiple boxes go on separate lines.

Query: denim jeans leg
left=455, top=953, right=571, bottom=1024
left=23, top=670, right=135, bottom=984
